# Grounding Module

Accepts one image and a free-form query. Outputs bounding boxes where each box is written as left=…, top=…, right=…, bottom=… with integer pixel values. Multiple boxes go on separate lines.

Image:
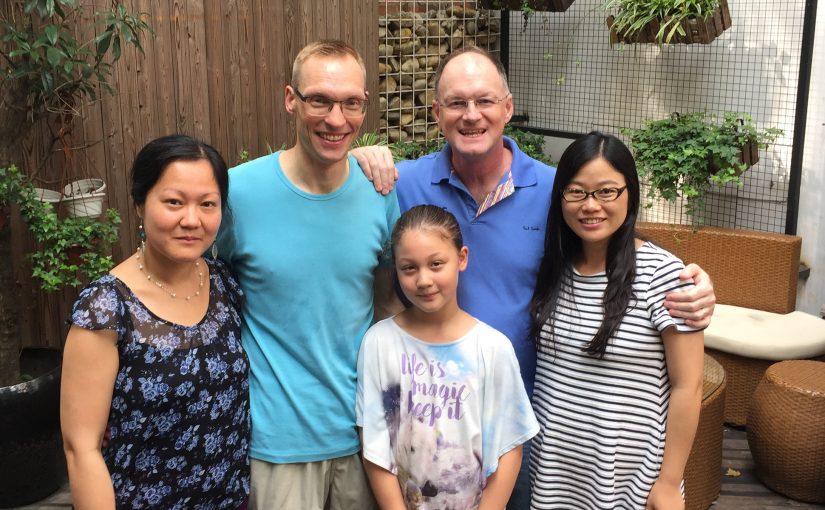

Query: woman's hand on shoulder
left=646, top=478, right=684, bottom=510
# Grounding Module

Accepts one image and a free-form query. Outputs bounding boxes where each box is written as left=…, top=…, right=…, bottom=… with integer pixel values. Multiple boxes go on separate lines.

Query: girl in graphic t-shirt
left=357, top=204, right=538, bottom=510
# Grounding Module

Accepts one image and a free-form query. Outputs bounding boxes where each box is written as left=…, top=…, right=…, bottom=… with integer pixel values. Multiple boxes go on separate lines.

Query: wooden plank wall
left=12, top=0, right=379, bottom=349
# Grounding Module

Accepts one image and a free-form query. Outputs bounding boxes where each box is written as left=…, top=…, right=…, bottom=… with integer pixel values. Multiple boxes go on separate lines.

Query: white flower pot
left=63, top=179, right=107, bottom=218
left=63, top=178, right=106, bottom=197
left=34, top=188, right=62, bottom=204
left=63, top=193, right=105, bottom=218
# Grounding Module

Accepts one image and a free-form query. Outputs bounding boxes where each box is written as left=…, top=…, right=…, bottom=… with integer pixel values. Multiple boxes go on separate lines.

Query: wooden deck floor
left=714, top=427, right=824, bottom=509
left=11, top=427, right=825, bottom=509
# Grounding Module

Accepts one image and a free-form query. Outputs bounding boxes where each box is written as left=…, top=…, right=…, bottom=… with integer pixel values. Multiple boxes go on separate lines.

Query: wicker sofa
left=636, top=222, right=801, bottom=314
left=636, top=222, right=804, bottom=425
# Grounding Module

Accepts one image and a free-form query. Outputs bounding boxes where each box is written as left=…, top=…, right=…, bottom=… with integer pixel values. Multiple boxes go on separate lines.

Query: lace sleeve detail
left=206, top=257, right=244, bottom=311
left=68, top=275, right=126, bottom=333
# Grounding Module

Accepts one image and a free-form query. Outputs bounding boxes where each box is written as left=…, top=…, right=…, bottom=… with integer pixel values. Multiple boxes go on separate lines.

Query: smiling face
left=561, top=157, right=629, bottom=255
left=433, top=52, right=513, bottom=161
left=285, top=54, right=367, bottom=169
left=138, top=159, right=222, bottom=264
left=395, top=227, right=469, bottom=317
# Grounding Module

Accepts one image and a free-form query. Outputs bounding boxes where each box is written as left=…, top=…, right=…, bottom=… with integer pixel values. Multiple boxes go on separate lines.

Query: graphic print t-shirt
left=357, top=318, right=538, bottom=509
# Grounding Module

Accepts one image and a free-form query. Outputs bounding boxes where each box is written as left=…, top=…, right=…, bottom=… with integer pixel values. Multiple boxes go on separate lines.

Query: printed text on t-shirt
left=401, top=352, right=468, bottom=426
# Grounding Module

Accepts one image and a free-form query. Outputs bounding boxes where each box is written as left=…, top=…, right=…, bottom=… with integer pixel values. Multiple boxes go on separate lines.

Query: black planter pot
left=0, top=348, right=66, bottom=508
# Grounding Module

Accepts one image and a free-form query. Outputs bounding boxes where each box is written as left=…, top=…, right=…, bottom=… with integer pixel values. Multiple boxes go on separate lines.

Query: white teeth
left=581, top=218, right=603, bottom=224
left=319, top=133, right=345, bottom=142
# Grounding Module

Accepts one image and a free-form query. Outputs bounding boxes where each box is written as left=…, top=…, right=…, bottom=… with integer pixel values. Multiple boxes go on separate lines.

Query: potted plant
left=0, top=1, right=148, bottom=505
left=0, top=166, right=121, bottom=508
left=62, top=178, right=107, bottom=218
left=480, top=0, right=576, bottom=14
left=604, top=0, right=732, bottom=45
left=1, top=167, right=120, bottom=290
left=622, top=112, right=782, bottom=222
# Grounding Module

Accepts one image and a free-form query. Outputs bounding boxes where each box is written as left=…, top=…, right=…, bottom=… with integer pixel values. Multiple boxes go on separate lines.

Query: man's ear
left=285, top=85, right=297, bottom=114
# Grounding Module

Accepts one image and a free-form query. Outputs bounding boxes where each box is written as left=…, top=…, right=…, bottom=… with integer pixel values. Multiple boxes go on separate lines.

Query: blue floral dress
left=70, top=258, right=250, bottom=509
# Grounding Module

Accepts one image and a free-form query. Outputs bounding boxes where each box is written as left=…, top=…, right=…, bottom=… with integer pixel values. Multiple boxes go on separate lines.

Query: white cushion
left=704, top=304, right=825, bottom=360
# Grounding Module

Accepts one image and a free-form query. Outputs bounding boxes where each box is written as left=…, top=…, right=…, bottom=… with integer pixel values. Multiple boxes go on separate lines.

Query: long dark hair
left=530, top=132, right=640, bottom=358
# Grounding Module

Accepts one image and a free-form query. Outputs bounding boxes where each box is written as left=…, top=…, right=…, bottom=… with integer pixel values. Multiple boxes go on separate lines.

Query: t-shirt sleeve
left=480, top=329, right=540, bottom=478
left=215, top=208, right=237, bottom=266
left=646, top=251, right=701, bottom=334
left=379, top=190, right=401, bottom=267
left=356, top=323, right=398, bottom=473
left=68, top=279, right=125, bottom=335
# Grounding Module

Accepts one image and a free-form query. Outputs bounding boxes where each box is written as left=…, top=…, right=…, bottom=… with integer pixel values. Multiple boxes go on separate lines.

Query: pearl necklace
left=136, top=248, right=204, bottom=301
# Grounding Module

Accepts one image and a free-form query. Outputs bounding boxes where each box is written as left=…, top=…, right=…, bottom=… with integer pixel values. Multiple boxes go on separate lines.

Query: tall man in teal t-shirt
left=217, top=40, right=400, bottom=510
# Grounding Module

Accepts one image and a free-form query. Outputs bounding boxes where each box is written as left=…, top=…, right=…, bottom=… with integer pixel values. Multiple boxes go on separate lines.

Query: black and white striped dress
left=530, top=242, right=699, bottom=509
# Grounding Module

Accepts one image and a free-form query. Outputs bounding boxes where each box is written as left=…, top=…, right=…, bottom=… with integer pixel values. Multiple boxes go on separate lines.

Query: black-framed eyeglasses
left=562, top=186, right=627, bottom=203
left=293, top=88, right=369, bottom=117
left=436, top=94, right=510, bottom=112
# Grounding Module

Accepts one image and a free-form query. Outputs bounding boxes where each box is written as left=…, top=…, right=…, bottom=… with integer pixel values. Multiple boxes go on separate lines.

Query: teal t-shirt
left=217, top=151, right=399, bottom=463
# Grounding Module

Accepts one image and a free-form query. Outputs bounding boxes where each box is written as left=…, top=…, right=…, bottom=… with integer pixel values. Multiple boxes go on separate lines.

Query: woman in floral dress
left=61, top=135, right=249, bottom=509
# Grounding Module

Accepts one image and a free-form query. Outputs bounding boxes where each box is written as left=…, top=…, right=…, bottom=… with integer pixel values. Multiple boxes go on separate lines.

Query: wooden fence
left=11, top=0, right=380, bottom=349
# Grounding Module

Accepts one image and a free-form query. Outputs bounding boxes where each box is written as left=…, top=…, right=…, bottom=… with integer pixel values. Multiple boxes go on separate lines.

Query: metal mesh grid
left=503, top=0, right=805, bottom=232
left=379, top=1, right=501, bottom=143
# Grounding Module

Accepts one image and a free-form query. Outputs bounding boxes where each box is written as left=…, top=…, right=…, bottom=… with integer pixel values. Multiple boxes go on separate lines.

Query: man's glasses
left=437, top=94, right=510, bottom=112
left=293, top=88, right=368, bottom=117
left=562, top=186, right=627, bottom=202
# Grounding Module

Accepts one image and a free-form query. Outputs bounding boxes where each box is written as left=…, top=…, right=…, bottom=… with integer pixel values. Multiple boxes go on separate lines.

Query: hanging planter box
left=709, top=139, right=761, bottom=177
left=607, top=0, right=731, bottom=45
left=739, top=139, right=759, bottom=168
left=479, top=0, right=576, bottom=13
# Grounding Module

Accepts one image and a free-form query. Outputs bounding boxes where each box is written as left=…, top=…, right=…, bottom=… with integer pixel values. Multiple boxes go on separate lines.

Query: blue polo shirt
left=396, top=136, right=556, bottom=395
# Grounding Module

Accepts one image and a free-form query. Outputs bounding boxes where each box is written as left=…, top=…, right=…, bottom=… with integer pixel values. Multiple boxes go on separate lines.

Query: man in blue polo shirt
left=354, top=46, right=715, bottom=509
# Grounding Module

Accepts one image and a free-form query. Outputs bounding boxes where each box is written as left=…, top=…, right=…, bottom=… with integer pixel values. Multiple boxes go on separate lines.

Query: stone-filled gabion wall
left=379, top=1, right=500, bottom=143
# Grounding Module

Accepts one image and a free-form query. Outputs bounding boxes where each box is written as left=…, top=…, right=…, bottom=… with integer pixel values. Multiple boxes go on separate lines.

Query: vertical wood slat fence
left=9, top=0, right=379, bottom=349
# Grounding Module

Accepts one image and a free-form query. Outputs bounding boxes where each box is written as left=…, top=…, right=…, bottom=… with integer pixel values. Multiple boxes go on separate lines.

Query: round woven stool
left=746, top=360, right=825, bottom=503
left=684, top=354, right=726, bottom=510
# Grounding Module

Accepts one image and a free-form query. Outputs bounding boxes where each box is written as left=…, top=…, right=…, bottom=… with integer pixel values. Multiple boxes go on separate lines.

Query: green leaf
left=111, top=35, right=121, bottom=61
left=41, top=70, right=54, bottom=92
left=44, top=24, right=59, bottom=45
left=95, top=31, right=113, bottom=56
left=46, top=46, right=63, bottom=67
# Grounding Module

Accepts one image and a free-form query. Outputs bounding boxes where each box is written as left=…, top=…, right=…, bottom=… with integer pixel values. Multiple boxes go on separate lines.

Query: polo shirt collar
left=429, top=135, right=539, bottom=188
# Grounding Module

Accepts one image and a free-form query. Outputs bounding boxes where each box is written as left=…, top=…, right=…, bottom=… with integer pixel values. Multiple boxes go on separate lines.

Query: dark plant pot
left=66, top=245, right=84, bottom=266
left=0, top=348, right=66, bottom=508
left=708, top=139, right=760, bottom=176
left=608, top=0, right=731, bottom=44
left=479, top=0, right=575, bottom=12
left=740, top=139, right=760, bottom=168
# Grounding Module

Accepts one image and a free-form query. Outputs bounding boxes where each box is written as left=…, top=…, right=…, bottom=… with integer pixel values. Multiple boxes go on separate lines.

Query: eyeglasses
left=293, top=88, right=369, bottom=117
left=437, top=94, right=510, bottom=112
left=562, top=186, right=627, bottom=203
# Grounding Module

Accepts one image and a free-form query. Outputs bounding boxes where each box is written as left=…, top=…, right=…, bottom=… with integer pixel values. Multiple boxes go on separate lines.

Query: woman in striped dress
left=528, top=132, right=704, bottom=510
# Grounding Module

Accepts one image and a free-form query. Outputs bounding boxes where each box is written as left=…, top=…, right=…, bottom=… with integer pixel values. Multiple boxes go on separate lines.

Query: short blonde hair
left=291, top=39, right=367, bottom=90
